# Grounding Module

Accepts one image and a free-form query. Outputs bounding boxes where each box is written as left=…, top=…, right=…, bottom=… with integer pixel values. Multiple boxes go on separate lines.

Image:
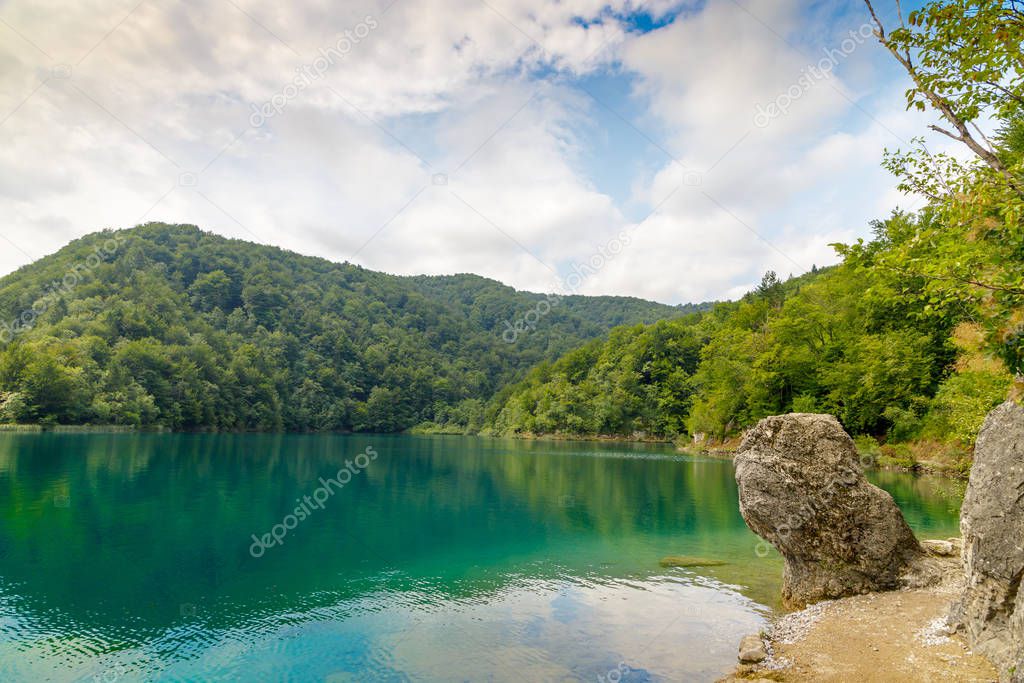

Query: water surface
left=0, top=433, right=962, bottom=682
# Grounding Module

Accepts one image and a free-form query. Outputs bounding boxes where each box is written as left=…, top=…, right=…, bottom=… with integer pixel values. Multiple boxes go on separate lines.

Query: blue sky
left=0, top=0, right=950, bottom=303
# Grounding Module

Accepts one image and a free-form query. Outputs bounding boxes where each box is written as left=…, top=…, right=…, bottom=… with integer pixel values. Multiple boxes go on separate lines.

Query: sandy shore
left=720, top=557, right=997, bottom=682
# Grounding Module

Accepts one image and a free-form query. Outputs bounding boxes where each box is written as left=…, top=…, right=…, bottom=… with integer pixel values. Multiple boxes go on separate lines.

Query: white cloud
left=568, top=0, right=954, bottom=302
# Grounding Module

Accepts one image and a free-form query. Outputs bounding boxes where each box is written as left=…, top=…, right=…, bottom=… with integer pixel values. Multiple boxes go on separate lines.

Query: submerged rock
left=734, top=413, right=925, bottom=607
left=658, top=555, right=727, bottom=568
left=950, top=400, right=1024, bottom=682
left=921, top=539, right=958, bottom=557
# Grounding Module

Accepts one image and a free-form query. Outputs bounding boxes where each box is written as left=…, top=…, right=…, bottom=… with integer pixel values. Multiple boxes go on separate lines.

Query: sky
left=0, top=0, right=946, bottom=304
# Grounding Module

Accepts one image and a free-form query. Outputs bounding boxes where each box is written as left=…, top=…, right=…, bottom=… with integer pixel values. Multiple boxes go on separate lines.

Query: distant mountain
left=0, top=223, right=695, bottom=431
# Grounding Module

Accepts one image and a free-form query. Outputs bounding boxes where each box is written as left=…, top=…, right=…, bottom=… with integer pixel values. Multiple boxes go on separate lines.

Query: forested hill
left=0, top=223, right=696, bottom=431
left=486, top=243, right=1015, bottom=449
left=408, top=273, right=714, bottom=330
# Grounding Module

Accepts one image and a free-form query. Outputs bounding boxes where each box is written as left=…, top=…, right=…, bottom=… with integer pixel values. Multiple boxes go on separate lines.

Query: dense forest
left=0, top=223, right=692, bottom=432
left=487, top=256, right=1013, bottom=447
left=1, top=213, right=1013, bottom=448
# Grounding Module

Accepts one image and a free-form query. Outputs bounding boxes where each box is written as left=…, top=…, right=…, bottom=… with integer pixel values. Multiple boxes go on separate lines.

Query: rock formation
left=735, top=413, right=925, bottom=606
left=737, top=634, right=767, bottom=664
left=950, top=400, right=1024, bottom=682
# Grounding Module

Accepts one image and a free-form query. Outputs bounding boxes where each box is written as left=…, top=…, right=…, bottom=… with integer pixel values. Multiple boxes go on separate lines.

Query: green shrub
left=883, top=405, right=923, bottom=442
left=922, top=369, right=1013, bottom=445
left=878, top=443, right=917, bottom=469
left=791, top=394, right=818, bottom=413
left=0, top=391, right=30, bottom=423
left=853, top=434, right=881, bottom=464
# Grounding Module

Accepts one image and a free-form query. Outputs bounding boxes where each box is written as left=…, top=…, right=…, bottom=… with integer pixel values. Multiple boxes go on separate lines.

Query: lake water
left=0, top=433, right=962, bottom=682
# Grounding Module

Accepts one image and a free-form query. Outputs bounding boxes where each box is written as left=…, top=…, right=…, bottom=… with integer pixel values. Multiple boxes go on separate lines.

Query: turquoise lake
left=0, top=433, right=963, bottom=682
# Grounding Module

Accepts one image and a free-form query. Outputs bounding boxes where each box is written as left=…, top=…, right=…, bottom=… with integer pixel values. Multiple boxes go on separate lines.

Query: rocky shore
left=719, top=547, right=997, bottom=682
left=721, top=403, right=1024, bottom=682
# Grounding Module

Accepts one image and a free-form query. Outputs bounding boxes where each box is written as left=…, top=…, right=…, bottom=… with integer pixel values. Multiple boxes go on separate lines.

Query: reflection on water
left=0, top=433, right=961, bottom=681
left=868, top=468, right=965, bottom=532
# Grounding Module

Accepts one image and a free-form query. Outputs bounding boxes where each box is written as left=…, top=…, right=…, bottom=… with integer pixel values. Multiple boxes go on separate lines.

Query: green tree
left=859, top=0, right=1024, bottom=375
left=188, top=269, right=236, bottom=312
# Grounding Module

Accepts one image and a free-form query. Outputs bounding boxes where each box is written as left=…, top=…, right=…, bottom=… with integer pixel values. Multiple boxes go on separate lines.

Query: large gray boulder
left=735, top=413, right=925, bottom=607
left=950, top=400, right=1024, bottom=682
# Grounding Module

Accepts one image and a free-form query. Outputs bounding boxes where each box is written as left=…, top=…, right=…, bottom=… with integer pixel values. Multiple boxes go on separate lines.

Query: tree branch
left=929, top=124, right=964, bottom=142
left=883, top=264, right=1024, bottom=296
left=971, top=121, right=999, bottom=156
left=864, top=0, right=886, bottom=39
left=982, top=80, right=1024, bottom=107
left=863, top=0, right=1021, bottom=193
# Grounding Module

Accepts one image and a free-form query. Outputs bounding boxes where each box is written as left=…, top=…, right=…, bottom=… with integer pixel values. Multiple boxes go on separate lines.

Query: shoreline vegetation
left=0, top=423, right=160, bottom=433
left=413, top=424, right=975, bottom=477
